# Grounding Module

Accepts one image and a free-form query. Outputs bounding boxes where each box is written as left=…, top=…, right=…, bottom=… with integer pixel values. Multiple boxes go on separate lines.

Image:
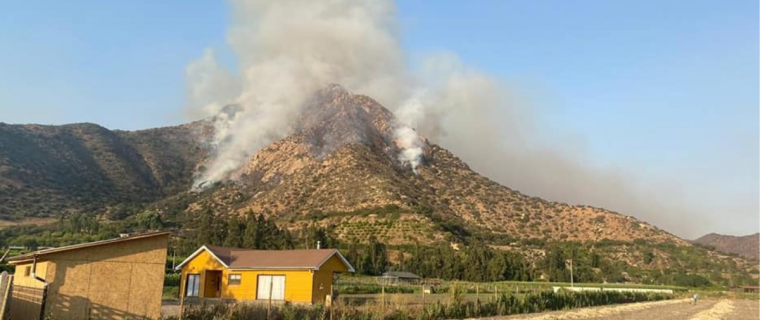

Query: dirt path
left=475, top=299, right=759, bottom=320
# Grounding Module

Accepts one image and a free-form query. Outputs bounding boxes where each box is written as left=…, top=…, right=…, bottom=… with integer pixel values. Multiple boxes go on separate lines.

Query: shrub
left=165, top=290, right=670, bottom=320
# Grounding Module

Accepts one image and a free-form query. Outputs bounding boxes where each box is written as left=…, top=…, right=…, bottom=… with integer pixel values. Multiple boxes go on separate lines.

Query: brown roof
left=7, top=231, right=171, bottom=264
left=176, top=245, right=355, bottom=272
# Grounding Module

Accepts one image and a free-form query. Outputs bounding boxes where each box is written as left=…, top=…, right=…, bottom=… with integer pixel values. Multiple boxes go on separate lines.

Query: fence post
left=178, top=295, right=184, bottom=320
left=330, top=284, right=334, bottom=320
left=381, top=283, right=385, bottom=316
left=421, top=282, right=425, bottom=308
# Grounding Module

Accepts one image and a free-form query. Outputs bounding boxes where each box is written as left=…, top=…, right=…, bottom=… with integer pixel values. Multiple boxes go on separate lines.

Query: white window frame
left=228, top=273, right=242, bottom=285
left=256, top=275, right=285, bottom=300
left=185, top=274, right=200, bottom=297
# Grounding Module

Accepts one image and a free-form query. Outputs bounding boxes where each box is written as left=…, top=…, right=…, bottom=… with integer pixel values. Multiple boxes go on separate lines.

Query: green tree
left=487, top=253, right=507, bottom=282
left=136, top=210, right=164, bottom=231
left=643, top=251, right=655, bottom=264
left=223, top=216, right=244, bottom=248
left=242, top=211, right=261, bottom=249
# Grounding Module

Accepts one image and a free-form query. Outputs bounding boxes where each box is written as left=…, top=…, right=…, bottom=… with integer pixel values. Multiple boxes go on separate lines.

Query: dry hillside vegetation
left=2, top=85, right=756, bottom=281
left=694, top=233, right=759, bottom=261
left=0, top=121, right=209, bottom=219
left=184, top=85, right=684, bottom=246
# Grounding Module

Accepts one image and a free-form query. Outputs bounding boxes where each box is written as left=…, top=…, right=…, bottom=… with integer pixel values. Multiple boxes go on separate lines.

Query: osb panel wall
left=39, top=235, right=169, bottom=320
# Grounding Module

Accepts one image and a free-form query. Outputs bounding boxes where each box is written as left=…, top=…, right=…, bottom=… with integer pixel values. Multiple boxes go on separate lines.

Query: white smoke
left=188, top=0, right=407, bottom=189
left=185, top=48, right=240, bottom=118
left=394, top=125, right=423, bottom=173
left=392, top=96, right=428, bottom=173
left=183, top=0, right=737, bottom=238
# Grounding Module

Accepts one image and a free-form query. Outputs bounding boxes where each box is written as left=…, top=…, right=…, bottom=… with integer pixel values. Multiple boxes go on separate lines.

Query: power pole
left=570, top=259, right=574, bottom=288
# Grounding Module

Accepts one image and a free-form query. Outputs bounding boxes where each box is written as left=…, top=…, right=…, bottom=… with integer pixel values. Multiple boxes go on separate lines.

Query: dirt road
left=482, top=299, right=759, bottom=320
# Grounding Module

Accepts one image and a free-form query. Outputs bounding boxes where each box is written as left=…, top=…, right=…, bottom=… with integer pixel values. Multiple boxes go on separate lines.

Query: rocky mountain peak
left=294, top=84, right=398, bottom=159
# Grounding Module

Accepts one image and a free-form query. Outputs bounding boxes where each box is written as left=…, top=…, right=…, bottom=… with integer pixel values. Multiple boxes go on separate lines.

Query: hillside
left=0, top=121, right=208, bottom=219
left=1, top=85, right=756, bottom=286
left=694, top=233, right=759, bottom=261
left=165, top=85, right=684, bottom=247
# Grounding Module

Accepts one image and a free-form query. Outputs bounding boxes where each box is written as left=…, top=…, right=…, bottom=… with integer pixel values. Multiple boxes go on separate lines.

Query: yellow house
left=175, top=245, right=354, bottom=304
left=6, top=232, right=170, bottom=320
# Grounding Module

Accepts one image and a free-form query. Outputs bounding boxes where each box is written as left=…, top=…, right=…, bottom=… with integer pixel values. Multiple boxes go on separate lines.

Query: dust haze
left=186, top=0, right=737, bottom=238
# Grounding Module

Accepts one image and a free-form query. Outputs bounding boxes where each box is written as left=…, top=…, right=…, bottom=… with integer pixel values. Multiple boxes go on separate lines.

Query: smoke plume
left=186, top=0, right=728, bottom=237
left=188, top=0, right=407, bottom=189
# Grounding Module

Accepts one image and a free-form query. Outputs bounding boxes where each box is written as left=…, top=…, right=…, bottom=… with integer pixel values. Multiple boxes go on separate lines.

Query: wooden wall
left=10, top=234, right=169, bottom=320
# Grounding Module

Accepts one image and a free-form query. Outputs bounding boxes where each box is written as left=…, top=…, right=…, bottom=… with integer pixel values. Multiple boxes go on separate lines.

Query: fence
left=10, top=285, right=47, bottom=320
left=0, top=272, right=11, bottom=320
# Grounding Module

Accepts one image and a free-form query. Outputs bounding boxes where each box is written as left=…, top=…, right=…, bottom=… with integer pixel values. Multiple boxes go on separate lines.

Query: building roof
left=383, top=271, right=421, bottom=279
left=175, top=245, right=355, bottom=272
left=6, top=231, right=172, bottom=264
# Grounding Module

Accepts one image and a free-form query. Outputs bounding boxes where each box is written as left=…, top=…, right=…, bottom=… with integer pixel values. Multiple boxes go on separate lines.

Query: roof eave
left=228, top=267, right=318, bottom=271
left=315, top=249, right=356, bottom=273
left=174, top=245, right=230, bottom=271
left=6, top=231, right=172, bottom=264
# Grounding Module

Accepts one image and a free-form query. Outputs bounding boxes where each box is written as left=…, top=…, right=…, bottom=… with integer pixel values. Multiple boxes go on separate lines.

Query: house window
left=185, top=274, right=200, bottom=297
left=228, top=274, right=242, bottom=285
left=257, top=275, right=285, bottom=300
left=24, top=266, right=31, bottom=277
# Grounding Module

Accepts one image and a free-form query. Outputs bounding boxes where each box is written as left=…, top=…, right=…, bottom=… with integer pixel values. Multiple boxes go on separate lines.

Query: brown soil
left=488, top=299, right=759, bottom=320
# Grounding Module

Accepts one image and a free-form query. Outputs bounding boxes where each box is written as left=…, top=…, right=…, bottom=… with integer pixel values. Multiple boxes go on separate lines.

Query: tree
left=590, top=252, right=601, bottom=268
left=223, top=216, right=244, bottom=248
left=347, top=242, right=360, bottom=270
left=136, top=210, right=164, bottom=231
left=487, top=253, right=507, bottom=282
left=196, top=209, right=224, bottom=246
left=644, top=251, right=655, bottom=265
left=23, top=238, right=39, bottom=251
left=394, top=251, right=405, bottom=271
left=546, top=246, right=568, bottom=282
left=242, top=211, right=261, bottom=249
left=371, top=238, right=388, bottom=275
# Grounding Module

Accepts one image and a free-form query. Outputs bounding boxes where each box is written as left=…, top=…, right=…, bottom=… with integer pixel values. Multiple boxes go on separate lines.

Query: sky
left=0, top=0, right=757, bottom=238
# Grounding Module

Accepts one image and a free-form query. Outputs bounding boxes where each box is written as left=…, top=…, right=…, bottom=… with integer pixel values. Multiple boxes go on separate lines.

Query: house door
left=257, top=275, right=285, bottom=300
left=204, top=270, right=222, bottom=298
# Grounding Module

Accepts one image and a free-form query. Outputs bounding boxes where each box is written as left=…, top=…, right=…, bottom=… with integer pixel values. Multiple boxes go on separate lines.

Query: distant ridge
left=694, top=233, right=759, bottom=261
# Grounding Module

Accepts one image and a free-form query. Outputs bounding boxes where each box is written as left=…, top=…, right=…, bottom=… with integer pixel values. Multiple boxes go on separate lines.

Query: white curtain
left=257, top=275, right=285, bottom=300
left=186, top=274, right=200, bottom=297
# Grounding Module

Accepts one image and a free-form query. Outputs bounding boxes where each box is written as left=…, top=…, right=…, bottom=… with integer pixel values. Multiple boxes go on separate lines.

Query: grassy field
left=164, top=290, right=672, bottom=320
left=163, top=286, right=179, bottom=299
left=334, top=275, right=688, bottom=295
left=161, top=274, right=689, bottom=301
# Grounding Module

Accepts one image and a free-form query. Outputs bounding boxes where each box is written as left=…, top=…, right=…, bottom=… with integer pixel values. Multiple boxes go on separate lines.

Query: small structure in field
left=734, top=285, right=759, bottom=293
left=6, top=231, right=171, bottom=320
left=175, top=245, right=354, bottom=304
left=381, top=271, right=422, bottom=285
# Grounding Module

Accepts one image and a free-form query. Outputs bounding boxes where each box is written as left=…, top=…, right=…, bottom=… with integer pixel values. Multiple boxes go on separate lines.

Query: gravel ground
left=477, top=299, right=760, bottom=320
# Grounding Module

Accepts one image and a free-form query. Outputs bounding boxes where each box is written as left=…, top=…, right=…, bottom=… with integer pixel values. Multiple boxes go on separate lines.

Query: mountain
left=0, top=121, right=209, bottom=219
left=184, top=85, right=685, bottom=246
left=1, top=85, right=756, bottom=285
left=694, top=233, right=759, bottom=261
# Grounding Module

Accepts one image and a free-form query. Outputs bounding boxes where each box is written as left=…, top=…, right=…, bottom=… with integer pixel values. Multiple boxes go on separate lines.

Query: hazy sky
left=0, top=0, right=757, bottom=238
